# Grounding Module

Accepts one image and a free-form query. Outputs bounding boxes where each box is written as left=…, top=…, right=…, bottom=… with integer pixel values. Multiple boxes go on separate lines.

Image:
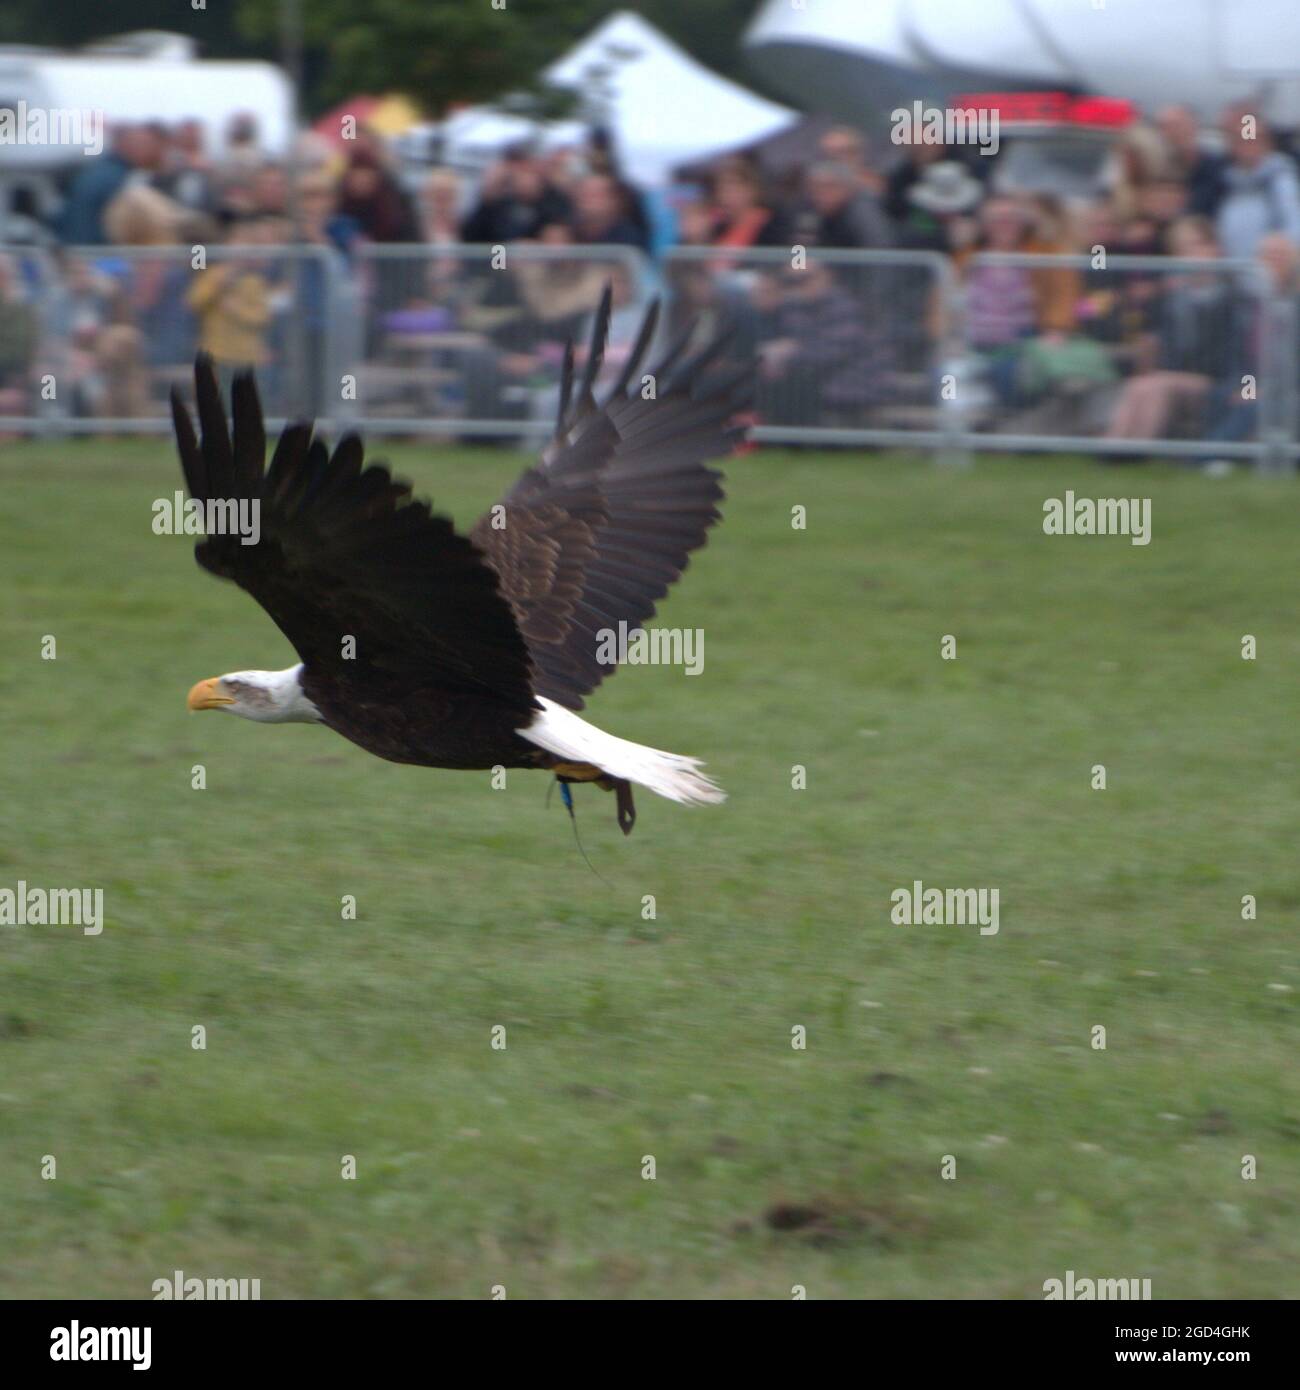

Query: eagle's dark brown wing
left=171, top=357, right=535, bottom=719
left=470, top=290, right=752, bottom=710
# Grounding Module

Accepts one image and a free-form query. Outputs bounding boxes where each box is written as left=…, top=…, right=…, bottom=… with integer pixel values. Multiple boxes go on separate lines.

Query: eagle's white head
left=186, top=664, right=322, bottom=724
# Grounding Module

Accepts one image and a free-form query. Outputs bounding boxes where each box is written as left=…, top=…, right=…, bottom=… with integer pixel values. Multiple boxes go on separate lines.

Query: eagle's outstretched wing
left=170, top=359, right=534, bottom=718
left=470, top=289, right=752, bottom=710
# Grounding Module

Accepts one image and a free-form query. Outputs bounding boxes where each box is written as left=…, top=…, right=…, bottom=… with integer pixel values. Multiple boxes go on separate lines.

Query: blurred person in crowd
left=1118, top=202, right=1160, bottom=261
left=884, top=136, right=949, bottom=227
left=672, top=190, right=716, bottom=248
left=133, top=256, right=198, bottom=381
left=569, top=172, right=648, bottom=250
left=579, top=260, right=644, bottom=377
left=222, top=113, right=265, bottom=176
left=510, top=221, right=609, bottom=341
left=470, top=254, right=638, bottom=443
left=419, top=168, right=462, bottom=247
left=1105, top=189, right=1172, bottom=334
left=46, top=255, right=115, bottom=417
left=102, top=182, right=194, bottom=247
left=250, top=163, right=290, bottom=219
left=451, top=228, right=627, bottom=436
left=1072, top=198, right=1159, bottom=370
left=339, top=145, right=421, bottom=341
left=456, top=148, right=562, bottom=349
left=345, top=123, right=396, bottom=173
left=542, top=146, right=588, bottom=201
left=296, top=170, right=360, bottom=257
left=462, top=219, right=620, bottom=363
left=1104, top=215, right=1246, bottom=444
left=157, top=120, right=216, bottom=216
left=415, top=168, right=465, bottom=304
left=260, top=214, right=294, bottom=245
left=0, top=253, right=40, bottom=420
left=954, top=194, right=1078, bottom=404
left=56, top=124, right=163, bottom=245
left=1103, top=121, right=1178, bottom=223
left=997, top=194, right=1126, bottom=413
left=118, top=122, right=153, bottom=173
left=1215, top=105, right=1300, bottom=258
left=276, top=172, right=356, bottom=415
left=664, top=260, right=760, bottom=366
left=214, top=173, right=258, bottom=221
left=752, top=262, right=892, bottom=425
left=293, top=131, right=338, bottom=176
left=1075, top=198, right=1123, bottom=262
left=1156, top=105, right=1226, bottom=217
left=790, top=161, right=892, bottom=250
left=819, top=125, right=885, bottom=196
left=707, top=160, right=786, bottom=250
left=1104, top=177, right=1192, bottom=350
left=1028, top=193, right=1076, bottom=254
left=132, top=121, right=169, bottom=177
left=211, top=115, right=265, bottom=218
left=1255, top=232, right=1300, bottom=386
left=96, top=322, right=151, bottom=419
left=2, top=184, right=57, bottom=250
left=187, top=215, right=274, bottom=383
left=1190, top=230, right=1300, bottom=456
left=891, top=161, right=984, bottom=372
left=46, top=256, right=152, bottom=421
left=100, top=182, right=204, bottom=400
left=1137, top=178, right=1190, bottom=239
left=897, top=160, right=983, bottom=252
left=461, top=144, right=571, bottom=243
left=1256, top=229, right=1300, bottom=295
left=584, top=127, right=656, bottom=249
left=338, top=148, right=418, bottom=242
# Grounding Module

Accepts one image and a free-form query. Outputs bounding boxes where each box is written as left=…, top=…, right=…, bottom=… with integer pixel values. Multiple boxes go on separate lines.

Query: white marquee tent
left=438, top=10, right=797, bottom=186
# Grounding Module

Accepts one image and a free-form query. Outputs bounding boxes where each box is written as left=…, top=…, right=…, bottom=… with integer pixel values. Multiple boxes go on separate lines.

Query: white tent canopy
left=439, top=10, right=797, bottom=186
left=744, top=0, right=1300, bottom=127
left=432, top=108, right=588, bottom=170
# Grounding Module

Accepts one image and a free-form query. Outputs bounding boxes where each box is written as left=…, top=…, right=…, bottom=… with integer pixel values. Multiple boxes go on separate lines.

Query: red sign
left=955, top=92, right=1136, bottom=128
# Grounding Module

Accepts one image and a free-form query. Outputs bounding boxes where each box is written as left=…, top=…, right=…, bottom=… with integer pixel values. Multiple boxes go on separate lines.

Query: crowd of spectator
left=3, top=100, right=1300, bottom=459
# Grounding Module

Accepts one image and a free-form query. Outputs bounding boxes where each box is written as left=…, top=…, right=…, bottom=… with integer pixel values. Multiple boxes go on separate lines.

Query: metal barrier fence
left=0, top=241, right=1296, bottom=471
left=949, top=252, right=1298, bottom=475
left=0, top=243, right=348, bottom=433
left=662, top=243, right=965, bottom=459
left=344, top=242, right=650, bottom=441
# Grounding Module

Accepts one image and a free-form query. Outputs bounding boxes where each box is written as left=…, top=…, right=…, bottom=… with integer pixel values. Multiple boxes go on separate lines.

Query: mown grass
left=0, top=435, right=1297, bottom=1298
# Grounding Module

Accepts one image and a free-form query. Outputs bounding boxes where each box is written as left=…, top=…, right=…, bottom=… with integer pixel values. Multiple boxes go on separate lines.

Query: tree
left=239, top=0, right=612, bottom=111
left=0, top=0, right=255, bottom=56
left=3, top=0, right=774, bottom=117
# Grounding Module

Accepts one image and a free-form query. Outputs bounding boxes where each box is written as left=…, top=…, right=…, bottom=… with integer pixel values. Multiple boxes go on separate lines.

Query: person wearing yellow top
left=186, top=219, right=272, bottom=369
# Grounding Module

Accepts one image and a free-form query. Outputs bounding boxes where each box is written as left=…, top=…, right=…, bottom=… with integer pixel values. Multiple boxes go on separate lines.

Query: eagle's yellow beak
left=187, top=677, right=235, bottom=711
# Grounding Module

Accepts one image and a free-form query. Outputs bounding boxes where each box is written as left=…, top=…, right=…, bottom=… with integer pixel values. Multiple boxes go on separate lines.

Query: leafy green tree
left=239, top=0, right=613, bottom=111
left=0, top=0, right=255, bottom=56
left=4, top=0, right=771, bottom=116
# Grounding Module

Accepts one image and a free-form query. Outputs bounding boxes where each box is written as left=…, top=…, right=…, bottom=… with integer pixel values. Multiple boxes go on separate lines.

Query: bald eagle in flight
left=171, top=291, right=750, bottom=835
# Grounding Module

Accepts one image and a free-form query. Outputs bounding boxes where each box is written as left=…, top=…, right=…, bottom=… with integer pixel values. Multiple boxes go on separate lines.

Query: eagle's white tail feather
left=518, top=698, right=725, bottom=806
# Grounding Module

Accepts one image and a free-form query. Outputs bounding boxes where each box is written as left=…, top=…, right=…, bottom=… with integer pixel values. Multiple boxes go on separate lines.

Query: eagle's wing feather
left=171, top=356, right=534, bottom=715
left=471, top=290, right=752, bottom=710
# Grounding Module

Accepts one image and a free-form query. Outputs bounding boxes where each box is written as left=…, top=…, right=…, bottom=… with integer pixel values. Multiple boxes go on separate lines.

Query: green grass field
left=1, top=436, right=1297, bottom=1299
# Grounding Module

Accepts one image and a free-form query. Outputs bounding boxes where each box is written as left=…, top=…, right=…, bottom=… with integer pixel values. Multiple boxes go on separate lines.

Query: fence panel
left=663, top=245, right=959, bottom=453
left=952, top=252, right=1295, bottom=472
left=0, top=244, right=341, bottom=434
left=1, top=241, right=1296, bottom=472
left=342, top=243, right=651, bottom=441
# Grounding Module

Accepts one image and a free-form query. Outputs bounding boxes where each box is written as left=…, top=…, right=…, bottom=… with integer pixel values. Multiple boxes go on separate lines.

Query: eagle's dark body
left=300, top=669, right=545, bottom=771
left=170, top=289, right=751, bottom=828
